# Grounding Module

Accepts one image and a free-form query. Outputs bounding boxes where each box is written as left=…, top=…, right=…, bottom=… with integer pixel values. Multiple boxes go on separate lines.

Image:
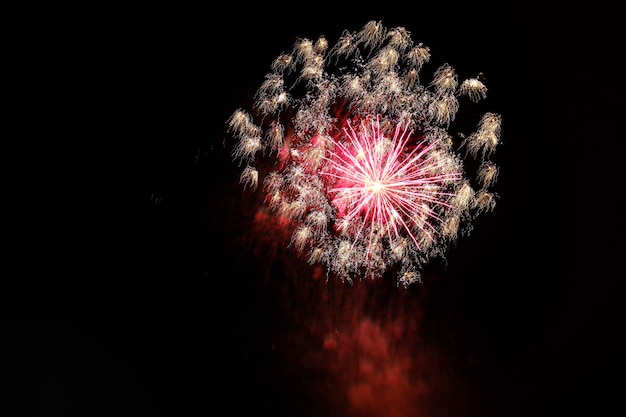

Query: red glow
left=242, top=210, right=490, bottom=417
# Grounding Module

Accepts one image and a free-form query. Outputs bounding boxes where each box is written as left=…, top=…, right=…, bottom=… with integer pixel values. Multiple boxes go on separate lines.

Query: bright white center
left=368, top=180, right=384, bottom=193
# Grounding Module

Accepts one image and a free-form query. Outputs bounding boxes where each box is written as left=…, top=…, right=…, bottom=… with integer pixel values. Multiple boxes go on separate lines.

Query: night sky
left=3, top=4, right=624, bottom=417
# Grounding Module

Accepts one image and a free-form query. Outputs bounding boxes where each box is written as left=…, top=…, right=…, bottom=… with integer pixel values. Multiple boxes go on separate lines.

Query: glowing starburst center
left=324, top=116, right=461, bottom=249
left=367, top=180, right=384, bottom=193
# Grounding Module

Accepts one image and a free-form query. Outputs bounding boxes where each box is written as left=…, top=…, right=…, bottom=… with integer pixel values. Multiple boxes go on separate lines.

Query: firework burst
left=227, top=20, right=502, bottom=287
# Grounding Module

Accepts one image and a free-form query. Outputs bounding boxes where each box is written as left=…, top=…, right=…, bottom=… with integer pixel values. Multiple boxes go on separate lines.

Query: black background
left=3, top=3, right=624, bottom=416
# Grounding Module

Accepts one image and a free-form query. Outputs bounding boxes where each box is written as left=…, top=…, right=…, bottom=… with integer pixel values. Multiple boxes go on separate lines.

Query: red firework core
left=322, top=116, right=461, bottom=245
